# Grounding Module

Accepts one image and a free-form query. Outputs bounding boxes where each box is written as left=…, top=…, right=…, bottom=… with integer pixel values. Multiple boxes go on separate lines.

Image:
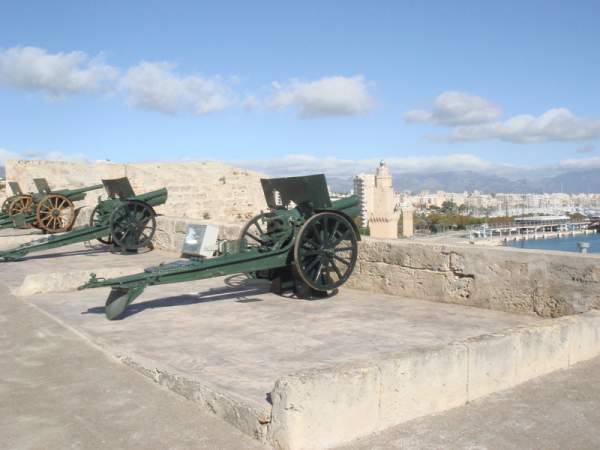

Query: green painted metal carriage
left=80, top=174, right=361, bottom=320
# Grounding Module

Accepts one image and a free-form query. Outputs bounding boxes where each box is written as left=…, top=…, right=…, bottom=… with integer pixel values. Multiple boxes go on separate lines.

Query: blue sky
left=0, top=0, right=599, bottom=176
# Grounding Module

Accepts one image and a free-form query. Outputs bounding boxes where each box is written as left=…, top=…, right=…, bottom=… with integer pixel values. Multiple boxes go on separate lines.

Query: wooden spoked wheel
left=8, top=195, right=33, bottom=216
left=239, top=212, right=285, bottom=248
left=35, top=194, right=75, bottom=233
left=293, top=212, right=358, bottom=292
left=89, top=204, right=113, bottom=245
left=109, top=200, right=157, bottom=250
left=8, top=195, right=34, bottom=228
left=1, top=197, right=13, bottom=214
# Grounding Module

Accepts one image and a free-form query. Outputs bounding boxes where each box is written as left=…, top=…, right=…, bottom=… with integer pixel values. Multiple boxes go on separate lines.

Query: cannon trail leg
left=104, top=284, right=146, bottom=320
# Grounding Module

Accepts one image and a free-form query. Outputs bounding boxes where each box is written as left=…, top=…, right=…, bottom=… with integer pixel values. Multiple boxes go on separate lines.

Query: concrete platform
left=0, top=285, right=268, bottom=450
left=4, top=248, right=600, bottom=449
left=0, top=243, right=177, bottom=295
left=0, top=227, right=44, bottom=250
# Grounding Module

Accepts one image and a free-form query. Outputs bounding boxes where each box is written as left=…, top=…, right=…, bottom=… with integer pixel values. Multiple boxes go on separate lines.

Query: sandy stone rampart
left=348, top=237, right=600, bottom=317
left=5, top=160, right=268, bottom=223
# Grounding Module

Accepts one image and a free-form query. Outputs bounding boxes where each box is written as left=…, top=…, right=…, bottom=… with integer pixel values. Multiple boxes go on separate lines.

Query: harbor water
left=505, top=233, right=600, bottom=253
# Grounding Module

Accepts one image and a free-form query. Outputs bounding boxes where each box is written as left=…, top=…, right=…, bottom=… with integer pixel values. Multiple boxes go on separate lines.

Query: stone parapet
left=5, top=159, right=268, bottom=224
left=347, top=237, right=600, bottom=317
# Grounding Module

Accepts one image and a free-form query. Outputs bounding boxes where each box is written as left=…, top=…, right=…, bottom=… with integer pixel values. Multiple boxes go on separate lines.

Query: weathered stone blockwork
left=5, top=159, right=267, bottom=223
left=73, top=207, right=243, bottom=254
left=268, top=312, right=600, bottom=449
left=348, top=238, right=600, bottom=317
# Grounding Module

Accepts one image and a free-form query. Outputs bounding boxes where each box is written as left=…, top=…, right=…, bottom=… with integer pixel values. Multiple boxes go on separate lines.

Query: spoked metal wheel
left=239, top=212, right=285, bottom=247
left=35, top=194, right=75, bottom=233
left=294, top=212, right=358, bottom=292
left=109, top=200, right=157, bottom=251
left=89, top=204, right=113, bottom=245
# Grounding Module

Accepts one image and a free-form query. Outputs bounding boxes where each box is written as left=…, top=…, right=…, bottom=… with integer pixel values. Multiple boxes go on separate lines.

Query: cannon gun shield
left=260, top=174, right=331, bottom=209
left=102, top=177, right=136, bottom=199
left=33, top=178, right=52, bottom=194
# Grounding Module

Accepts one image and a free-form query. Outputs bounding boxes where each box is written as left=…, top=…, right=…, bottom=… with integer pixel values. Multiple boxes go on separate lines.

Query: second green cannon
left=0, top=177, right=167, bottom=261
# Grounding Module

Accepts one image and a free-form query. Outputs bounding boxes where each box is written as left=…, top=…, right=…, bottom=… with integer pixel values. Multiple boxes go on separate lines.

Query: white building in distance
left=353, top=172, right=375, bottom=228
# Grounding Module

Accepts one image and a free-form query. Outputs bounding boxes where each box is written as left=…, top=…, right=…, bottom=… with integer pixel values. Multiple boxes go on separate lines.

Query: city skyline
left=1, top=1, right=599, bottom=175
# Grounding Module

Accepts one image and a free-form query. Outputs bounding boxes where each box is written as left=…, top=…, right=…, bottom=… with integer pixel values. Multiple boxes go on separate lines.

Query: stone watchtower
left=369, top=161, right=399, bottom=239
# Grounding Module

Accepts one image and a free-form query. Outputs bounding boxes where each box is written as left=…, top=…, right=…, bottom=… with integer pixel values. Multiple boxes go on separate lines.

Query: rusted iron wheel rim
left=294, top=212, right=358, bottom=292
left=36, top=194, right=75, bottom=233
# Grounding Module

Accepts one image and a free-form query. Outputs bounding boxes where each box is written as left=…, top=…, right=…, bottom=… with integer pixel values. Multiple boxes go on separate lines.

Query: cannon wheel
left=89, top=204, right=113, bottom=245
left=7, top=195, right=33, bottom=228
left=35, top=194, right=75, bottom=233
left=8, top=195, right=33, bottom=216
left=109, top=200, right=157, bottom=250
left=293, top=212, right=358, bottom=292
left=1, top=197, right=13, bottom=214
left=239, top=212, right=285, bottom=247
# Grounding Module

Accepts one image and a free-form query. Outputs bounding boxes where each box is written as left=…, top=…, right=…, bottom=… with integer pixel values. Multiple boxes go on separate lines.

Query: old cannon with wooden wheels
left=79, top=174, right=361, bottom=320
left=0, top=178, right=103, bottom=233
left=0, top=182, right=27, bottom=224
left=0, top=177, right=167, bottom=261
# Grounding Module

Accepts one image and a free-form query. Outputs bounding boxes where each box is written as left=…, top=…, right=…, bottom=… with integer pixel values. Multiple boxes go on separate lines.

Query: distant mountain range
left=1, top=163, right=597, bottom=195
left=328, top=169, right=600, bottom=194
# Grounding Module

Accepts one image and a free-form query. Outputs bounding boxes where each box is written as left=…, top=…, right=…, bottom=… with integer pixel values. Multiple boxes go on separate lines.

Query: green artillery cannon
left=0, top=177, right=167, bottom=261
left=0, top=178, right=103, bottom=233
left=0, top=181, right=26, bottom=223
left=79, top=174, right=361, bottom=320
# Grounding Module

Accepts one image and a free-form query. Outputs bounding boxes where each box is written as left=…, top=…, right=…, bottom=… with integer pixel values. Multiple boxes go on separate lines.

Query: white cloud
left=120, top=62, right=234, bottom=114
left=238, top=153, right=491, bottom=177
left=443, top=108, right=600, bottom=143
left=559, top=156, right=600, bottom=170
left=404, top=91, right=502, bottom=126
left=0, top=46, right=117, bottom=97
left=267, top=75, right=375, bottom=118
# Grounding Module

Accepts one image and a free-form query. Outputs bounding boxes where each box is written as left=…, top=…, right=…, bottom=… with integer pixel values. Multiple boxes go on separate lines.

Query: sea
left=505, top=233, right=600, bottom=254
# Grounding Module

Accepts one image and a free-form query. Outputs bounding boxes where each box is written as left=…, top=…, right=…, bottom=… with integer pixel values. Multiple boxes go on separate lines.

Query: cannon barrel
left=52, top=183, right=104, bottom=202
left=329, top=195, right=360, bottom=218
left=128, top=187, right=168, bottom=208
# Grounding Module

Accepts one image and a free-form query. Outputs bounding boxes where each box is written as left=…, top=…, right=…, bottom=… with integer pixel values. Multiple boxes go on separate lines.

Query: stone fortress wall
left=348, top=238, right=600, bottom=318
left=3, top=159, right=268, bottom=223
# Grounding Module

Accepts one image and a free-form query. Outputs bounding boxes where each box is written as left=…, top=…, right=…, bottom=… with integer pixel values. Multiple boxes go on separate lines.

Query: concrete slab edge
left=12, top=267, right=145, bottom=296
left=18, top=295, right=270, bottom=444
left=115, top=351, right=270, bottom=443
left=267, top=311, right=600, bottom=450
